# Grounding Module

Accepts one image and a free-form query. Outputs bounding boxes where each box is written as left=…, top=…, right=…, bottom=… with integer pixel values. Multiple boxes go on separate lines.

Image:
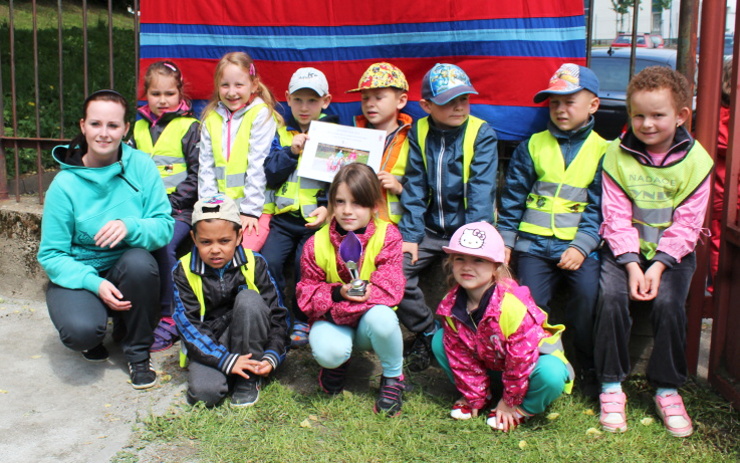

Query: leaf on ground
left=0, top=390, right=8, bottom=394
left=640, top=417, right=654, bottom=426
left=160, top=374, right=172, bottom=383
left=308, top=415, right=318, bottom=421
left=518, top=440, right=527, bottom=449
left=97, top=435, right=107, bottom=439
left=583, top=409, right=595, bottom=416
left=104, top=404, right=112, bottom=408
left=342, top=390, right=353, bottom=397
left=546, top=412, right=560, bottom=420
left=300, top=419, right=312, bottom=428
left=30, top=355, right=41, bottom=359
left=586, top=427, right=603, bottom=435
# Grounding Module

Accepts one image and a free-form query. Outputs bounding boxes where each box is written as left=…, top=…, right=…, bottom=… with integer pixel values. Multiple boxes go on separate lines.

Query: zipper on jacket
left=435, top=137, right=446, bottom=230
left=226, top=112, right=233, bottom=161
left=117, top=161, right=140, bottom=192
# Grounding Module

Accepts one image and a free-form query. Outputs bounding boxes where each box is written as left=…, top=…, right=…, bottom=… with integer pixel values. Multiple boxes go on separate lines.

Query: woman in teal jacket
left=37, top=90, right=174, bottom=390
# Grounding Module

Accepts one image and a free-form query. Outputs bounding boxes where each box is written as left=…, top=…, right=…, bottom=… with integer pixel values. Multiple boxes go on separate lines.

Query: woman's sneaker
left=128, top=358, right=157, bottom=390
left=374, top=375, right=406, bottom=416
left=82, top=343, right=109, bottom=362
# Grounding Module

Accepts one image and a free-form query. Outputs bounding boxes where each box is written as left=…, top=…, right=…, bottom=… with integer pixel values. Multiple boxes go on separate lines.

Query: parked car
left=611, top=33, right=665, bottom=49
left=590, top=47, right=677, bottom=140
left=726, top=34, right=734, bottom=58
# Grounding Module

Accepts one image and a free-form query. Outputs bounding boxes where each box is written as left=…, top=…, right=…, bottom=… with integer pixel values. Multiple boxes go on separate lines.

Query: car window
left=636, top=36, right=646, bottom=45
left=591, top=57, right=672, bottom=93
left=614, top=36, right=631, bottom=44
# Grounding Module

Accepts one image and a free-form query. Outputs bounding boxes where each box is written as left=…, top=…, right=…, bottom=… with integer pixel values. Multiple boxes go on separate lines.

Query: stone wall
left=0, top=197, right=47, bottom=300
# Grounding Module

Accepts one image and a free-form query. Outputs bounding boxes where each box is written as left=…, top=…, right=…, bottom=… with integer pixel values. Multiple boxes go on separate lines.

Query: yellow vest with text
left=417, top=116, right=485, bottom=209
left=268, top=125, right=328, bottom=222
left=313, top=220, right=389, bottom=283
left=603, top=139, right=713, bottom=260
left=205, top=104, right=267, bottom=199
left=444, top=290, right=574, bottom=393
left=133, top=117, right=198, bottom=194
left=519, top=130, right=607, bottom=240
left=178, top=250, right=258, bottom=367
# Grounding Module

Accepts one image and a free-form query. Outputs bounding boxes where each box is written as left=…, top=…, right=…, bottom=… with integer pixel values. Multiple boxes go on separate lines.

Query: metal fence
left=0, top=0, right=140, bottom=203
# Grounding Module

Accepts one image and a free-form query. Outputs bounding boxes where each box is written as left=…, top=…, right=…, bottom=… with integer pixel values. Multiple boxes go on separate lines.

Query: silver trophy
left=339, top=231, right=366, bottom=296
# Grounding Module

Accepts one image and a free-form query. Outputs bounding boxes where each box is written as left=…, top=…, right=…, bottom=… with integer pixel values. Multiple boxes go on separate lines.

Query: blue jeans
left=594, top=249, right=696, bottom=388
left=261, top=213, right=317, bottom=325
left=431, top=330, right=568, bottom=415
left=152, top=219, right=191, bottom=317
left=309, top=305, right=403, bottom=378
left=516, top=252, right=600, bottom=370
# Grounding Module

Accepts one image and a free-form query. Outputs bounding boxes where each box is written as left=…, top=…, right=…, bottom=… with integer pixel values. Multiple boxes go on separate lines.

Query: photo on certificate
left=297, top=120, right=386, bottom=183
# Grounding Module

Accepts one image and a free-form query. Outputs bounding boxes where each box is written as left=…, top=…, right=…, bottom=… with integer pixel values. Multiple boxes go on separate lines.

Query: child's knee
left=311, top=341, right=351, bottom=368
left=362, top=305, right=399, bottom=338
left=234, top=289, right=268, bottom=316
left=187, top=383, right=227, bottom=407
left=59, top=320, right=106, bottom=351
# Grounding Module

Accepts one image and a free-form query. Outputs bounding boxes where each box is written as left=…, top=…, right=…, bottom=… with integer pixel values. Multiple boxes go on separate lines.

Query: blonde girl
left=296, top=163, right=407, bottom=416
left=198, top=51, right=282, bottom=250
left=431, top=222, right=573, bottom=431
left=131, top=60, right=200, bottom=352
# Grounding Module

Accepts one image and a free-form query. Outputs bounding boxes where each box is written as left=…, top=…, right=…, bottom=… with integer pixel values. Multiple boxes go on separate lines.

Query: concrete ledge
left=0, top=196, right=46, bottom=300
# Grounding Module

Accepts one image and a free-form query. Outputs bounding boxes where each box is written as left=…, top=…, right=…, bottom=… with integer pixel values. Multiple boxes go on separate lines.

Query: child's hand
left=492, top=399, right=521, bottom=432
left=305, top=206, right=328, bottom=229
left=642, top=261, right=666, bottom=300
left=98, top=280, right=131, bottom=311
left=557, top=247, right=586, bottom=271
left=241, top=215, right=260, bottom=236
left=231, top=353, right=262, bottom=379
left=290, top=134, right=309, bottom=155
left=340, top=283, right=372, bottom=302
left=626, top=262, right=650, bottom=301
left=504, top=247, right=512, bottom=265
left=377, top=171, right=403, bottom=195
left=402, top=242, right=419, bottom=264
left=95, top=219, right=127, bottom=248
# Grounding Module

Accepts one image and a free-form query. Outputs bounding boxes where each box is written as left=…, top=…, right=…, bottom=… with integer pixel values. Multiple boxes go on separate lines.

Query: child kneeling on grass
left=296, top=163, right=407, bottom=416
left=173, top=194, right=289, bottom=407
left=431, top=222, right=574, bottom=431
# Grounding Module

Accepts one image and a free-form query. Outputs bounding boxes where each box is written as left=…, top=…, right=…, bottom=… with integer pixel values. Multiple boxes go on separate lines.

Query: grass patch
left=1, top=2, right=135, bottom=176
left=1, top=0, right=134, bottom=31
left=128, top=369, right=739, bottom=463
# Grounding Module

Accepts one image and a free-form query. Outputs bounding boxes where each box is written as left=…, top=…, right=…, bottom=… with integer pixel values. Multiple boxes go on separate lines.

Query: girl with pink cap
left=431, top=221, right=574, bottom=431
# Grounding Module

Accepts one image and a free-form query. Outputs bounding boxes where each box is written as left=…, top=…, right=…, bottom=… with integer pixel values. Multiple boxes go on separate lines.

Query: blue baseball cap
left=421, top=63, right=478, bottom=105
left=533, top=63, right=600, bottom=103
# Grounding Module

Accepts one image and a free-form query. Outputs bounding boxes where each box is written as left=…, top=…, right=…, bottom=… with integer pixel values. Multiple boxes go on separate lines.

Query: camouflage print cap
left=346, top=62, right=409, bottom=93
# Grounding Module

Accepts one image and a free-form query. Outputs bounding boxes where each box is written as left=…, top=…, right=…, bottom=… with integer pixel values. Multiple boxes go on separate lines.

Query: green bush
left=1, top=22, right=136, bottom=177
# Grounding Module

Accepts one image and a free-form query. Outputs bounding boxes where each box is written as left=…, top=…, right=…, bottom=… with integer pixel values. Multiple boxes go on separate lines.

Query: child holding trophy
left=296, top=163, right=407, bottom=416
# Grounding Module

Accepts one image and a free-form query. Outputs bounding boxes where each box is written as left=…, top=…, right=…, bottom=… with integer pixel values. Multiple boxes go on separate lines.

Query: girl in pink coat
left=431, top=222, right=573, bottom=431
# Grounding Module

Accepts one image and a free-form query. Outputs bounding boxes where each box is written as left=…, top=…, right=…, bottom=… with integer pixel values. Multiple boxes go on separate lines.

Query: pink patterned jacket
left=297, top=219, right=405, bottom=327
left=437, top=280, right=551, bottom=410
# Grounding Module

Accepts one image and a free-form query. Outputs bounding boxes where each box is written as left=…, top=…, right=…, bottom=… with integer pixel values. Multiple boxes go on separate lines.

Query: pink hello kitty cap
left=442, top=222, right=505, bottom=263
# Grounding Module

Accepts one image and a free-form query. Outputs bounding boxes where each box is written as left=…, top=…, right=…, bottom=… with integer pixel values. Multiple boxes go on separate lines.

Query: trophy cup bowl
left=339, top=231, right=366, bottom=297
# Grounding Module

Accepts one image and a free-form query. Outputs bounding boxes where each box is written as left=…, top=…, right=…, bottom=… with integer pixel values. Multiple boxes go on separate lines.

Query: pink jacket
left=601, top=129, right=711, bottom=262
left=437, top=280, right=550, bottom=410
left=297, top=219, right=405, bottom=327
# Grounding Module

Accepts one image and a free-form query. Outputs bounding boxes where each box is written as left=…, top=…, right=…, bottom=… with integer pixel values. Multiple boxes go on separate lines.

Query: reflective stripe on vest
left=267, top=125, right=327, bottom=221
left=133, top=117, right=197, bottom=193
left=178, top=251, right=257, bottom=367
left=603, top=139, right=713, bottom=259
left=205, top=104, right=267, bottom=199
left=417, top=116, right=484, bottom=209
left=382, top=136, right=409, bottom=224
left=443, top=290, right=574, bottom=393
left=313, top=220, right=389, bottom=283
left=519, top=130, right=607, bottom=240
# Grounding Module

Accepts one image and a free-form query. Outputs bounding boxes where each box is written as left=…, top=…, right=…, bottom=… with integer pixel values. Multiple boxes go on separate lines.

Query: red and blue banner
left=139, top=1, right=586, bottom=141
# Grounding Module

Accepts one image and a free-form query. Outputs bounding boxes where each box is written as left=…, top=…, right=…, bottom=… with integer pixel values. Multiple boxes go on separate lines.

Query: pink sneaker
left=599, top=392, right=628, bottom=433
left=654, top=394, right=693, bottom=437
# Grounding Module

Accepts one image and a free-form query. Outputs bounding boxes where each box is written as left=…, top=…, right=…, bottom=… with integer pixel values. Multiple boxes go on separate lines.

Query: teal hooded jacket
left=37, top=143, right=174, bottom=294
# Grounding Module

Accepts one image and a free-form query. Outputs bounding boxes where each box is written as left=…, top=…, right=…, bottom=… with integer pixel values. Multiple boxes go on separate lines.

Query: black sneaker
left=82, top=343, right=109, bottom=362
left=318, top=360, right=350, bottom=395
left=374, top=375, right=406, bottom=416
left=128, top=358, right=157, bottom=390
left=232, top=377, right=261, bottom=407
left=405, top=334, right=432, bottom=372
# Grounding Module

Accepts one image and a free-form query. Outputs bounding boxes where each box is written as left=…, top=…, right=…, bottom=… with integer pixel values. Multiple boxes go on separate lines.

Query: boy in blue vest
left=262, top=67, right=339, bottom=347
left=497, top=63, right=607, bottom=398
left=398, top=63, right=498, bottom=371
left=173, top=194, right=289, bottom=407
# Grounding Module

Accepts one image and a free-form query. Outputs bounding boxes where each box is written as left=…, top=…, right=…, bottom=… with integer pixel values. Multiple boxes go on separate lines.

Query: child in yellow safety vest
left=497, top=63, right=607, bottom=398
left=262, top=67, right=337, bottom=347
left=198, top=52, right=282, bottom=252
left=130, top=60, right=200, bottom=353
left=595, top=67, right=713, bottom=438
left=296, top=163, right=407, bottom=416
left=172, top=194, right=289, bottom=408
left=431, top=222, right=573, bottom=432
